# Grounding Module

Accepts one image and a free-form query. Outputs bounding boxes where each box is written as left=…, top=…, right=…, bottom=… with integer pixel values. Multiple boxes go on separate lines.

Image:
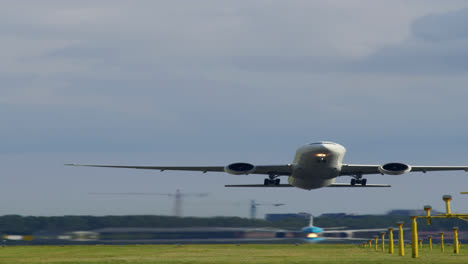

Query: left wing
left=340, top=164, right=468, bottom=176
left=65, top=164, right=293, bottom=176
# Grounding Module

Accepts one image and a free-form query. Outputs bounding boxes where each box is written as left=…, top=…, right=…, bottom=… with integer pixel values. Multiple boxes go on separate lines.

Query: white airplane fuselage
left=288, top=142, right=346, bottom=190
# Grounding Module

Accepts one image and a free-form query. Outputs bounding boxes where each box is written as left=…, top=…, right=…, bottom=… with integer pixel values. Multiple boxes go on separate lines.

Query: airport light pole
left=427, top=236, right=433, bottom=251
left=408, top=194, right=468, bottom=256
left=397, top=221, right=404, bottom=256
left=453, top=227, right=459, bottom=254
left=388, top=227, right=394, bottom=254
left=411, top=216, right=418, bottom=258
left=380, top=232, right=385, bottom=252
left=440, top=233, right=444, bottom=253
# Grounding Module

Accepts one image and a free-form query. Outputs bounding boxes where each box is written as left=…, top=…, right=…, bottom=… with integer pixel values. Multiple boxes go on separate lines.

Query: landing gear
left=264, top=175, right=280, bottom=186
left=350, top=175, right=367, bottom=186
left=361, top=179, right=367, bottom=186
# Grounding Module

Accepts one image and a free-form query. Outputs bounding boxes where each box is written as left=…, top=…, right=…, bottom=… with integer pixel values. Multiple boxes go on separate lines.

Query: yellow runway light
left=397, top=221, right=404, bottom=256
left=443, top=195, right=452, bottom=215
left=440, top=233, right=445, bottom=253
left=453, top=227, right=459, bottom=254
left=411, top=216, right=418, bottom=258
left=428, top=236, right=433, bottom=251
left=380, top=232, right=386, bottom=252
left=424, top=205, right=432, bottom=225
left=388, top=227, right=394, bottom=254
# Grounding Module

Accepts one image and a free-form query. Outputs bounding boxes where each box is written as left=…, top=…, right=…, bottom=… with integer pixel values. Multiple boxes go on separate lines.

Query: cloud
left=1, top=1, right=468, bottom=154
left=244, top=7, right=468, bottom=75
left=412, top=7, right=468, bottom=41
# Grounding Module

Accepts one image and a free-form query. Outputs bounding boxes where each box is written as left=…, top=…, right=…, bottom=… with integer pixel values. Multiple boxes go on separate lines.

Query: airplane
left=301, top=216, right=388, bottom=243
left=67, top=141, right=468, bottom=190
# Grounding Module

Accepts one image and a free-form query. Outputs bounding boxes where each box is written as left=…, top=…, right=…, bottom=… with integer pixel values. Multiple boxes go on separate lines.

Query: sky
left=2, top=1, right=468, bottom=219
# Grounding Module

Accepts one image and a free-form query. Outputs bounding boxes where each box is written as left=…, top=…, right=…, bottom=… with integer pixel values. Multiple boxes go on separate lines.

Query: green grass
left=0, top=244, right=467, bottom=264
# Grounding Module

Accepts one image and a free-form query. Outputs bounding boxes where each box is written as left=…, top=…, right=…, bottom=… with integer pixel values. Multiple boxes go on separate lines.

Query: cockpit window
left=309, top=141, right=336, bottom=145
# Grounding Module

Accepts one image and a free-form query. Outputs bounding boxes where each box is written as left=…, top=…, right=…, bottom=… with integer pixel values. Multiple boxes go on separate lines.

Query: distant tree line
left=0, top=214, right=466, bottom=235
left=0, top=215, right=307, bottom=235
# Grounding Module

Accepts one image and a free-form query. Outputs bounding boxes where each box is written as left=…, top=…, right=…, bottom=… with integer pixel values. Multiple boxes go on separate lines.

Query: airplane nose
left=317, top=144, right=332, bottom=153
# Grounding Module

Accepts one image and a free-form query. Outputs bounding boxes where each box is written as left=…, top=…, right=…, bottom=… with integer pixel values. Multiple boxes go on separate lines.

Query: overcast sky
left=2, top=1, right=468, bottom=219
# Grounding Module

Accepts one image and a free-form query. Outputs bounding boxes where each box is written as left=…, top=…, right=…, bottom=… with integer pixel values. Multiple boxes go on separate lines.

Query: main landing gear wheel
left=361, top=179, right=367, bottom=186
left=350, top=178, right=367, bottom=186
left=264, top=178, right=281, bottom=186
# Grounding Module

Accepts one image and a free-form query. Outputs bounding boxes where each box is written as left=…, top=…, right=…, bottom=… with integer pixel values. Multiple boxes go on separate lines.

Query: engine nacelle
left=224, top=162, right=256, bottom=175
left=378, top=162, right=411, bottom=175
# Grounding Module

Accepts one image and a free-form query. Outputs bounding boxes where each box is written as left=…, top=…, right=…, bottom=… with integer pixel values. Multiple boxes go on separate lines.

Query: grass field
left=0, top=244, right=467, bottom=264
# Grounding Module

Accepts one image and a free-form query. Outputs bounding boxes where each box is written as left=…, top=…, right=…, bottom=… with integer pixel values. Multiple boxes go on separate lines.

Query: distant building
left=319, top=213, right=361, bottom=218
left=387, top=209, right=442, bottom=216
left=265, top=213, right=311, bottom=222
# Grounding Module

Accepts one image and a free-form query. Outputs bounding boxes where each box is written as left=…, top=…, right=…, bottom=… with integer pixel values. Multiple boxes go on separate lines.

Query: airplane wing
left=65, top=164, right=293, bottom=176
left=340, top=164, right=468, bottom=176
left=225, top=183, right=390, bottom=187
left=323, top=228, right=389, bottom=234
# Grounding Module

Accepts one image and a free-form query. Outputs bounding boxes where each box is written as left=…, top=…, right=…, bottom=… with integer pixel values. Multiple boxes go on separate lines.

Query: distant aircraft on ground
left=302, top=217, right=387, bottom=243
left=67, top=141, right=468, bottom=190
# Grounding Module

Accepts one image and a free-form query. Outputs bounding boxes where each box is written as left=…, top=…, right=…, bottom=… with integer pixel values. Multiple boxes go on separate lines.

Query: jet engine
left=378, top=162, right=411, bottom=175
left=224, top=162, right=256, bottom=175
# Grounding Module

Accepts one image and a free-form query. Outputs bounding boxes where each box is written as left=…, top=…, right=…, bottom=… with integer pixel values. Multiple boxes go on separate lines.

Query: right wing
left=66, top=164, right=293, bottom=176
left=340, top=164, right=468, bottom=176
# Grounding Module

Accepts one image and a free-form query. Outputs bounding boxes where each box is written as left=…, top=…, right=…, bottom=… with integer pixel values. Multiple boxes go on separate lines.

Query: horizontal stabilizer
left=225, top=184, right=294, bottom=187
left=328, top=183, right=391, bottom=187
left=225, top=183, right=391, bottom=188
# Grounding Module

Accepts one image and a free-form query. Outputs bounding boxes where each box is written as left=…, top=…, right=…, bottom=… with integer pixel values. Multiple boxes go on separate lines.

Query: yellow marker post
left=411, top=216, right=418, bottom=258
left=381, top=232, right=386, bottom=252
left=440, top=233, right=444, bottom=253
left=419, top=239, right=423, bottom=249
left=424, top=205, right=432, bottom=225
left=374, top=236, right=379, bottom=251
left=428, top=236, right=433, bottom=251
left=443, top=195, right=452, bottom=215
left=368, top=240, right=372, bottom=249
left=397, top=221, right=404, bottom=256
left=388, top=227, right=394, bottom=254
left=453, top=227, right=459, bottom=254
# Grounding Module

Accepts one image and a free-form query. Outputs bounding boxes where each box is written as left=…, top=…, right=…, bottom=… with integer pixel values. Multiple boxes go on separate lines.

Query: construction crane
left=89, top=189, right=208, bottom=217
left=250, top=200, right=285, bottom=219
